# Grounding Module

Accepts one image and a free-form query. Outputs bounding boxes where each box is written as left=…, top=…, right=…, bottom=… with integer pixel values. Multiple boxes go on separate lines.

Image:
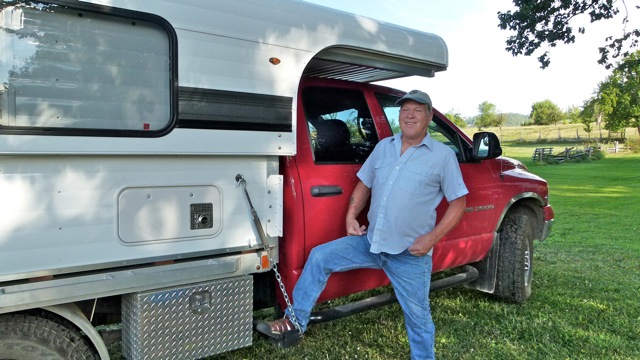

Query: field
left=466, top=123, right=639, bottom=148
left=108, top=142, right=640, bottom=360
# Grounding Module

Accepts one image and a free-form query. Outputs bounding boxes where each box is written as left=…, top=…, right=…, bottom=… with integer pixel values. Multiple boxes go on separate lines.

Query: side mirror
left=473, top=132, right=502, bottom=160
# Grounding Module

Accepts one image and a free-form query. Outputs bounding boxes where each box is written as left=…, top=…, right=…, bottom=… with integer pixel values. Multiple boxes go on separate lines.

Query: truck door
left=291, top=80, right=392, bottom=302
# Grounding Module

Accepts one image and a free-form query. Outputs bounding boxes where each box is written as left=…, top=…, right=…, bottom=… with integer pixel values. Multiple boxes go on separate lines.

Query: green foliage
left=475, top=101, right=502, bottom=129
left=530, top=99, right=565, bottom=126
left=468, top=112, right=529, bottom=127
left=579, top=97, right=602, bottom=134
left=505, top=112, right=531, bottom=126
left=596, top=51, right=640, bottom=132
left=566, top=105, right=581, bottom=124
left=444, top=111, right=467, bottom=128
left=498, top=0, right=640, bottom=69
left=591, top=148, right=606, bottom=159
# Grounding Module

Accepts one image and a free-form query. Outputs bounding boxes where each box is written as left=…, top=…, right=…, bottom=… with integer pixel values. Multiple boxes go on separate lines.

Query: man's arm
left=408, top=195, right=466, bottom=256
left=346, top=181, right=371, bottom=235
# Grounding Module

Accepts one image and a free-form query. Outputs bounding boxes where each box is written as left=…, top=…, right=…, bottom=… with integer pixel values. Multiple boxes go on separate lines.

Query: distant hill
left=467, top=113, right=530, bottom=127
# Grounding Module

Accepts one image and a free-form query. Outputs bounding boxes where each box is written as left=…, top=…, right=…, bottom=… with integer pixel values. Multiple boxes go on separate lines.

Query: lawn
left=109, top=147, right=640, bottom=360
left=429, top=150, right=640, bottom=360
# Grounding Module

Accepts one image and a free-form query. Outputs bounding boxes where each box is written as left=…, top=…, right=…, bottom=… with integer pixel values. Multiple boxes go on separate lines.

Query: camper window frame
left=0, top=1, right=178, bottom=138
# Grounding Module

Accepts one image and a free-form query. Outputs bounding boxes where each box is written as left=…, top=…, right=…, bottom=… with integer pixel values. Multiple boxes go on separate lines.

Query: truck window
left=303, top=87, right=378, bottom=163
left=375, top=92, right=464, bottom=160
left=0, top=2, right=175, bottom=135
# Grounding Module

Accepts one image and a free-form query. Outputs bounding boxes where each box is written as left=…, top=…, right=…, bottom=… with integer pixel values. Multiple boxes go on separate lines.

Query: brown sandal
left=255, top=317, right=303, bottom=348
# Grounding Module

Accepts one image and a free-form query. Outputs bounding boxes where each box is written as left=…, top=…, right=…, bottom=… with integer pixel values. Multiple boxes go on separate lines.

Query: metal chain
left=234, top=175, right=302, bottom=335
left=271, top=259, right=303, bottom=335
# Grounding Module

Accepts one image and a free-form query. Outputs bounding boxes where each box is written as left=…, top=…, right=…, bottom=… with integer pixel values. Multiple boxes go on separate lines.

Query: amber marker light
left=269, top=57, right=281, bottom=65
left=261, top=254, right=270, bottom=269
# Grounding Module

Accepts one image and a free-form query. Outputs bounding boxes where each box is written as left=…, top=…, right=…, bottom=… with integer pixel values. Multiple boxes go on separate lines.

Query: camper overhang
left=305, top=47, right=444, bottom=83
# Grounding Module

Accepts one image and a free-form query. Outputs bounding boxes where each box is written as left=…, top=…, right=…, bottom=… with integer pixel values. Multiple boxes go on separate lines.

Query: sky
left=304, top=0, right=637, bottom=118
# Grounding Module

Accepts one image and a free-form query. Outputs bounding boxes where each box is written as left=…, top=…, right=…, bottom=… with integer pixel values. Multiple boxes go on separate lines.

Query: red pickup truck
left=263, top=77, right=554, bottom=319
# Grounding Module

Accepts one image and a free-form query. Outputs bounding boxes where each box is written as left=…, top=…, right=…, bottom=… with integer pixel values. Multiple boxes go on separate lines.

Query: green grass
left=426, top=150, right=640, bottom=360
left=108, top=148, right=640, bottom=360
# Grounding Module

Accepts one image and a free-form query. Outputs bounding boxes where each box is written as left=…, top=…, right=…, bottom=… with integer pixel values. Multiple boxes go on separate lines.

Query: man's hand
left=346, top=218, right=367, bottom=236
left=407, top=196, right=467, bottom=257
left=408, top=232, right=437, bottom=256
left=345, top=181, right=371, bottom=236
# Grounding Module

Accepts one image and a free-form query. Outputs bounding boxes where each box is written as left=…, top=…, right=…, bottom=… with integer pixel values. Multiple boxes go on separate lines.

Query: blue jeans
left=285, top=235, right=435, bottom=360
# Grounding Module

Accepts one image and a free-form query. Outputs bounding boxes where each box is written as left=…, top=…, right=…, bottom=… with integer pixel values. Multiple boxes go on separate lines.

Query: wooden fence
left=466, top=124, right=639, bottom=145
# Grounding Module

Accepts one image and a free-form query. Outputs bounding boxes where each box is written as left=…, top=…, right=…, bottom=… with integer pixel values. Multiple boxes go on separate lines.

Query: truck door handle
left=311, top=186, right=343, bottom=197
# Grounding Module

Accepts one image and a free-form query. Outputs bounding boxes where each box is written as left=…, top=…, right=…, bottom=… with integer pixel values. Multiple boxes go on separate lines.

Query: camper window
left=0, top=2, right=175, bottom=135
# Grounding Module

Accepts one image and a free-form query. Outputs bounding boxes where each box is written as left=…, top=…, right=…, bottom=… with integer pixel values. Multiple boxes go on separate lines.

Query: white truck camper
left=0, top=0, right=448, bottom=358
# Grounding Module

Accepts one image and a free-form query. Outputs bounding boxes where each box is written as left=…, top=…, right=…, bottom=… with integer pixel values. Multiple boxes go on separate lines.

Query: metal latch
left=189, top=290, right=212, bottom=315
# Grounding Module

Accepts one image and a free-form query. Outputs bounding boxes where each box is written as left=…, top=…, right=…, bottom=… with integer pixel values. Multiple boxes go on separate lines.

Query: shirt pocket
left=372, top=159, right=393, bottom=189
left=399, top=163, right=436, bottom=196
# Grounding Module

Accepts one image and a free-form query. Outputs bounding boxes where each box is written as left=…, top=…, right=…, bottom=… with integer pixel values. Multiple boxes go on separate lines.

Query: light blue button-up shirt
left=357, top=132, right=468, bottom=255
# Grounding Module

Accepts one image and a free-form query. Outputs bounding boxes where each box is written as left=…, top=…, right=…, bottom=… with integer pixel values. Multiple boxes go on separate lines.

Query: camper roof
left=87, top=0, right=448, bottom=87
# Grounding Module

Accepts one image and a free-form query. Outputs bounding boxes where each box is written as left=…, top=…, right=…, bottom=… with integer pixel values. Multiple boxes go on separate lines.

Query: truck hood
left=497, top=156, right=529, bottom=172
left=498, top=156, right=548, bottom=183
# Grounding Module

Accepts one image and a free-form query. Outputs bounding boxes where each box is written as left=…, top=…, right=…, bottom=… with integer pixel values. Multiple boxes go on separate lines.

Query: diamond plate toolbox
left=121, top=276, right=252, bottom=360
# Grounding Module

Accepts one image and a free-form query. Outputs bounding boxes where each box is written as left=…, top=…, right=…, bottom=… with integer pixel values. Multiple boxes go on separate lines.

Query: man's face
left=399, top=99, right=432, bottom=142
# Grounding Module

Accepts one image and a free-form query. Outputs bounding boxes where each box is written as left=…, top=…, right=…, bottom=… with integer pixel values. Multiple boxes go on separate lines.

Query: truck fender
left=498, top=193, right=547, bottom=240
left=466, top=193, right=544, bottom=294
left=43, top=303, right=110, bottom=360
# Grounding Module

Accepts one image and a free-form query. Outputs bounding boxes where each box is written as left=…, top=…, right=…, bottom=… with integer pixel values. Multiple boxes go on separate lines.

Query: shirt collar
left=392, top=131, right=434, bottom=149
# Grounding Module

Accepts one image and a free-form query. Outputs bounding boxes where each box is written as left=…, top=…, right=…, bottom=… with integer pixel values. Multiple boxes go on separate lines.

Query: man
left=256, top=90, right=468, bottom=359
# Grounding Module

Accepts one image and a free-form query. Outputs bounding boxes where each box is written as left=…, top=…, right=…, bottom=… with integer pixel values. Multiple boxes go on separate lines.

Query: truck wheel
left=0, top=312, right=99, bottom=360
left=494, top=209, right=534, bottom=304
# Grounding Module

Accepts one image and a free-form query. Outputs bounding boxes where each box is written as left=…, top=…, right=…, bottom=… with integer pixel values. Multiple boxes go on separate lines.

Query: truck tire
left=494, top=208, right=534, bottom=304
left=0, top=312, right=99, bottom=360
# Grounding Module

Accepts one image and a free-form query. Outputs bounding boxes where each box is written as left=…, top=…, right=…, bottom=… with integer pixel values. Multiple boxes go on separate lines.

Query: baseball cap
left=395, top=90, right=432, bottom=109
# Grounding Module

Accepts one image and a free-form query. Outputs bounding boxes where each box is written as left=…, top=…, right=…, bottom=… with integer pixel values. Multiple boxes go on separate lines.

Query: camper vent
left=304, top=59, right=403, bottom=83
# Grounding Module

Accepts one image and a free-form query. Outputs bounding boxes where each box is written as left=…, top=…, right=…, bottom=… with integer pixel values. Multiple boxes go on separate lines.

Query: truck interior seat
left=314, top=119, right=353, bottom=162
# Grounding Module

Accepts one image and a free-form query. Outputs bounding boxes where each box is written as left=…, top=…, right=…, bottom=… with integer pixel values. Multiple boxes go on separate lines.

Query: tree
left=580, top=97, right=605, bottom=140
left=475, top=101, right=502, bottom=129
left=445, top=111, right=468, bottom=128
left=566, top=106, right=582, bottom=124
left=566, top=105, right=584, bottom=138
left=530, top=100, right=565, bottom=126
left=592, top=51, right=640, bottom=135
left=498, top=0, right=640, bottom=69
